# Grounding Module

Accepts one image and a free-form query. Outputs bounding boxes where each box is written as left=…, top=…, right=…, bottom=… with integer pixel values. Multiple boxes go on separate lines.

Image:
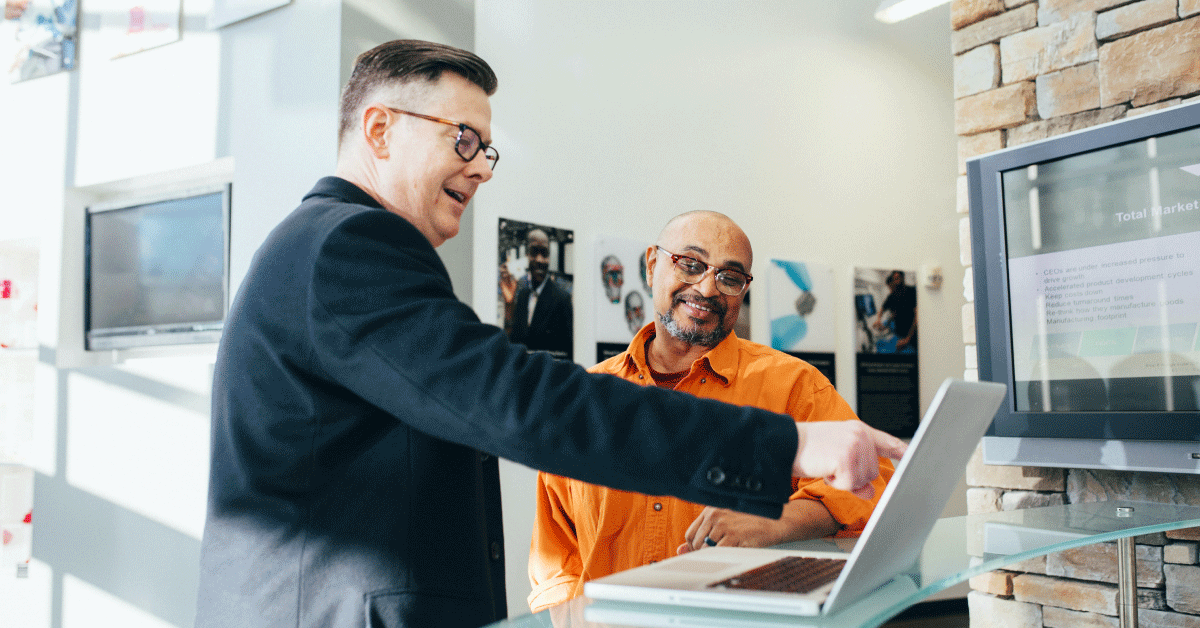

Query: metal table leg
left=1117, top=506, right=1138, bottom=628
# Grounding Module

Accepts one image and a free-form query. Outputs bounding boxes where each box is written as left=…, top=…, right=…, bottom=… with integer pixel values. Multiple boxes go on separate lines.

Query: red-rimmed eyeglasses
left=655, top=246, right=752, bottom=296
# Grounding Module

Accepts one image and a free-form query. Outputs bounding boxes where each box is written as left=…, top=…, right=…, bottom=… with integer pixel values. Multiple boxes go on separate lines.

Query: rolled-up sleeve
left=786, top=378, right=895, bottom=537
left=528, top=472, right=583, bottom=612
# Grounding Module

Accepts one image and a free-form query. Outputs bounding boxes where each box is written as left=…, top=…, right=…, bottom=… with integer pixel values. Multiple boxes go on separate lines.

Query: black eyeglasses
left=655, top=246, right=753, bottom=296
left=386, top=108, right=499, bottom=170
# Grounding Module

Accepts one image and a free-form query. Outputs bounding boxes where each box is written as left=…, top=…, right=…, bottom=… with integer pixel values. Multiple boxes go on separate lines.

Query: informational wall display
left=768, top=259, right=836, bottom=385
left=498, top=219, right=575, bottom=361
left=594, top=236, right=650, bottom=364
left=0, top=240, right=37, bottom=350
left=2, top=0, right=76, bottom=83
left=0, top=464, right=32, bottom=579
left=0, top=352, right=34, bottom=465
left=0, top=241, right=37, bottom=466
left=1001, top=129, right=1200, bottom=413
left=102, top=0, right=181, bottom=59
left=854, top=267, right=919, bottom=437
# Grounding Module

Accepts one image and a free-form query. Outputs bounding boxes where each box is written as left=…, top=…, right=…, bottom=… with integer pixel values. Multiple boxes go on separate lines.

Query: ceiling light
left=875, top=0, right=951, bottom=23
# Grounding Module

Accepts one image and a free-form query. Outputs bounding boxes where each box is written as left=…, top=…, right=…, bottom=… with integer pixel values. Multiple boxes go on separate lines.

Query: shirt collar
left=622, top=323, right=738, bottom=386
left=530, top=274, right=549, bottom=296
left=306, top=176, right=385, bottom=209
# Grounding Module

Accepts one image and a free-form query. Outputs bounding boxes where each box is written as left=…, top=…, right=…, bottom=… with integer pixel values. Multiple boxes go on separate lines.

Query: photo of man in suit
left=499, top=225, right=573, bottom=360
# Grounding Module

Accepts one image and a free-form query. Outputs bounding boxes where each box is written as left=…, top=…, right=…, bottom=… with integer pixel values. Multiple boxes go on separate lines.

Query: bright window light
left=875, top=0, right=952, bottom=23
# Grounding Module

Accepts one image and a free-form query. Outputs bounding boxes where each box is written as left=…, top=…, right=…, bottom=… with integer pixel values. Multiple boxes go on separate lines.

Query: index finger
left=684, top=507, right=712, bottom=547
left=845, top=482, right=876, bottom=500
left=874, top=430, right=907, bottom=460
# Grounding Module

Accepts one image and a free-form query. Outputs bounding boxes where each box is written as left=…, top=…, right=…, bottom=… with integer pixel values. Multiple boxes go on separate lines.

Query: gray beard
left=659, top=308, right=730, bottom=348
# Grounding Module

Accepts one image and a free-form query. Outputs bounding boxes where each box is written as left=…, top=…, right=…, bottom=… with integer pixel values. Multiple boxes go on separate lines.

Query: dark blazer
left=510, top=277, right=573, bottom=360
left=195, top=177, right=799, bottom=628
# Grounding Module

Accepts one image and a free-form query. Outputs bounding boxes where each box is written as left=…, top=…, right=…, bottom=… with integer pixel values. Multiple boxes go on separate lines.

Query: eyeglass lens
left=455, top=126, right=499, bottom=169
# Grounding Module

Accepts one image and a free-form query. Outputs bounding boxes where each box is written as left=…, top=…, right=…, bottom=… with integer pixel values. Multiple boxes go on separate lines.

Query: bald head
left=655, top=211, right=753, bottom=272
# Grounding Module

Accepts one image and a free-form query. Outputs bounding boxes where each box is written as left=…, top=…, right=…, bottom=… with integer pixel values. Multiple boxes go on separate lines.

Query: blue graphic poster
left=768, top=259, right=836, bottom=386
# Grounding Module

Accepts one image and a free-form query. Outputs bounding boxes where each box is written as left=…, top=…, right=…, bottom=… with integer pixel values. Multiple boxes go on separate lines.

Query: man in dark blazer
left=194, top=39, right=905, bottom=628
left=501, top=228, right=574, bottom=360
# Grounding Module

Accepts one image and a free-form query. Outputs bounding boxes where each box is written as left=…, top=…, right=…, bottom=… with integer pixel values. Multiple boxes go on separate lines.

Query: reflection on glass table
left=484, top=500, right=1200, bottom=628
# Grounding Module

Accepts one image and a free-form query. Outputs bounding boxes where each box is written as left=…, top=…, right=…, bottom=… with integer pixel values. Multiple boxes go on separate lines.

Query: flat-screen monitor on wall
left=84, top=182, right=231, bottom=351
left=968, top=101, right=1200, bottom=474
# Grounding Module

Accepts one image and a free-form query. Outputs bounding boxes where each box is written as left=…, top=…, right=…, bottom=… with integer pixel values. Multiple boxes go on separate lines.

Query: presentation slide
left=1008, top=199, right=1200, bottom=385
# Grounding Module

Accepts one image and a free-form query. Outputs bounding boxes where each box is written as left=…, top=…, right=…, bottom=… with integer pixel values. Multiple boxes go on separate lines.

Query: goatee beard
left=660, top=296, right=730, bottom=348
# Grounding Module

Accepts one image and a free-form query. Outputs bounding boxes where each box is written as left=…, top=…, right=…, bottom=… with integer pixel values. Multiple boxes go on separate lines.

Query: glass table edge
left=903, top=500, right=1200, bottom=615
left=490, top=500, right=1200, bottom=628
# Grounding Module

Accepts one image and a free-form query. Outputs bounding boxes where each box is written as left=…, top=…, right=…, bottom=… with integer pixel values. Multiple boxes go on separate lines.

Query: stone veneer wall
left=952, top=0, right=1200, bottom=626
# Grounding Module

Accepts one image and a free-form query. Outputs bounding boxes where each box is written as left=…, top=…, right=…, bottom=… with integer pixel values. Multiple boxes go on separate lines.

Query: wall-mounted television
left=968, top=101, right=1200, bottom=474
left=84, top=182, right=231, bottom=351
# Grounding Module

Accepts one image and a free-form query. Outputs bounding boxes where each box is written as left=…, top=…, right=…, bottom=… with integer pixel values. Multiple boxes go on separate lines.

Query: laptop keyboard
left=708, top=556, right=846, bottom=594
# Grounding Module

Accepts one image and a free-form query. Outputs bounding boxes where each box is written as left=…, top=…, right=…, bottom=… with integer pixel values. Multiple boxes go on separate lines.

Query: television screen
left=969, top=101, right=1200, bottom=472
left=1002, top=123, right=1200, bottom=415
left=85, top=183, right=230, bottom=350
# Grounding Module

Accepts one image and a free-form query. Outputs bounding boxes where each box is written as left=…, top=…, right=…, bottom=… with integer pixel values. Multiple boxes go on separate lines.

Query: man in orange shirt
left=527, top=211, right=896, bottom=612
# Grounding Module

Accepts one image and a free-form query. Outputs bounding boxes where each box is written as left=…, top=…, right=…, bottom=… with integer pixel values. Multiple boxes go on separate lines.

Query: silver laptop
left=583, top=378, right=1007, bottom=617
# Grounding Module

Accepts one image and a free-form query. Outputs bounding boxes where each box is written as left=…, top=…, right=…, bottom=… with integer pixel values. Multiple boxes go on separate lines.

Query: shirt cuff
left=528, top=576, right=579, bottom=613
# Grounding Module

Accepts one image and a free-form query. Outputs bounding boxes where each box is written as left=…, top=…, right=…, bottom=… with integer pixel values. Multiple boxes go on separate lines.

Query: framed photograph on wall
left=0, top=238, right=38, bottom=466
left=102, top=0, right=181, bottom=59
left=2, top=0, right=77, bottom=83
left=498, top=218, right=575, bottom=361
left=208, top=0, right=290, bottom=29
left=594, top=236, right=650, bottom=363
left=854, top=267, right=919, bottom=437
left=0, top=238, right=38, bottom=350
left=767, top=259, right=837, bottom=386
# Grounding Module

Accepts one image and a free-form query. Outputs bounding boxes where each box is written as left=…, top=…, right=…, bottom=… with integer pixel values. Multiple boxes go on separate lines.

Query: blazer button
left=490, top=541, right=503, bottom=561
left=749, top=479, right=763, bottom=491
left=706, top=467, right=726, bottom=485
left=653, top=502, right=663, bottom=511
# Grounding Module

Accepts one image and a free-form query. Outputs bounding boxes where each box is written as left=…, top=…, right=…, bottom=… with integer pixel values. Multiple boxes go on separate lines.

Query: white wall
left=474, top=0, right=962, bottom=616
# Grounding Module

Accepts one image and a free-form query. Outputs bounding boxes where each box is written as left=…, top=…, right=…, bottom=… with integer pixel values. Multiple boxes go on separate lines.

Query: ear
left=361, top=105, right=392, bottom=159
left=644, top=245, right=657, bottom=288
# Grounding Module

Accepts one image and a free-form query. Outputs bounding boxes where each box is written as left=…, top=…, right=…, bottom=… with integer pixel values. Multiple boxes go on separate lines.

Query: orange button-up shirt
left=527, top=324, right=895, bottom=612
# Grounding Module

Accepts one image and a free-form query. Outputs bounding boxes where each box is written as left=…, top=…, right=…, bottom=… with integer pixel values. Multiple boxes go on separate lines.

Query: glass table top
left=485, top=500, right=1200, bottom=628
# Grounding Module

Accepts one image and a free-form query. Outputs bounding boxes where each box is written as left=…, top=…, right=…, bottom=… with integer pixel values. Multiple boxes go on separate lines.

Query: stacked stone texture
left=954, top=0, right=1200, bottom=626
